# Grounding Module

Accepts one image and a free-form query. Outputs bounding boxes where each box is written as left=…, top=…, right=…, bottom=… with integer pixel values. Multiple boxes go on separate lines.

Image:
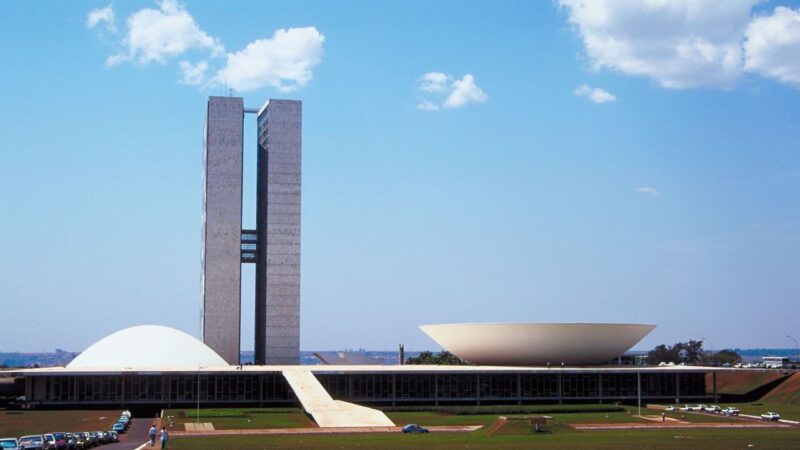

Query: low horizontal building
left=4, top=326, right=716, bottom=409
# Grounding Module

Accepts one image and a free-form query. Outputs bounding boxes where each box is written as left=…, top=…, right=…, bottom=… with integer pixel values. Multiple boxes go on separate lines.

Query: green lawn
left=0, top=410, right=121, bottom=436
left=163, top=405, right=800, bottom=449
left=162, top=408, right=315, bottom=430
left=167, top=427, right=800, bottom=449
left=728, top=402, right=800, bottom=421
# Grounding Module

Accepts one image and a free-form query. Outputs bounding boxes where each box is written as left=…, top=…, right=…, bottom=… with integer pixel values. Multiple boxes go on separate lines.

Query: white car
left=705, top=405, right=721, bottom=413
left=695, top=405, right=709, bottom=412
left=679, top=405, right=692, bottom=412
left=722, top=407, right=740, bottom=416
left=761, top=412, right=781, bottom=421
left=664, top=406, right=675, bottom=412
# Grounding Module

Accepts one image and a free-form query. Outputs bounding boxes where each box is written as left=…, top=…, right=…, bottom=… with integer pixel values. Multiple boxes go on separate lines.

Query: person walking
left=159, top=426, right=168, bottom=449
left=148, top=424, right=157, bottom=447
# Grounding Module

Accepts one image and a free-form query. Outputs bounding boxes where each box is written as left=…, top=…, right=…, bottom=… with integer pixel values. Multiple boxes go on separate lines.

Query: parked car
left=106, top=431, right=118, bottom=443
left=679, top=405, right=691, bottom=412
left=664, top=406, right=675, bottom=412
left=18, top=435, right=45, bottom=450
left=722, top=407, right=740, bottom=416
left=0, top=438, right=19, bottom=450
left=85, top=433, right=98, bottom=448
left=65, top=433, right=77, bottom=450
left=50, top=433, right=67, bottom=450
left=111, top=423, right=126, bottom=434
left=43, top=435, right=56, bottom=450
left=401, top=424, right=429, bottom=434
left=705, top=405, right=721, bottom=413
left=71, top=433, right=87, bottom=449
left=761, top=412, right=781, bottom=421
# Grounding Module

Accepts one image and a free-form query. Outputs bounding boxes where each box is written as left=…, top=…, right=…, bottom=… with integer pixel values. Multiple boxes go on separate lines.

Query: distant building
left=202, top=97, right=302, bottom=365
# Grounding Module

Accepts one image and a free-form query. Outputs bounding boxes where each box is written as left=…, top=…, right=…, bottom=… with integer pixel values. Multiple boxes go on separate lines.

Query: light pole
left=702, top=337, right=715, bottom=366
left=196, top=366, right=202, bottom=424
left=787, top=335, right=799, bottom=364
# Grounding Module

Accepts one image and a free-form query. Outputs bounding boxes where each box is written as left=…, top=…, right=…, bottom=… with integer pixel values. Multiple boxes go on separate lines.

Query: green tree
left=647, top=340, right=706, bottom=365
left=702, top=349, right=742, bottom=366
left=406, top=351, right=468, bottom=365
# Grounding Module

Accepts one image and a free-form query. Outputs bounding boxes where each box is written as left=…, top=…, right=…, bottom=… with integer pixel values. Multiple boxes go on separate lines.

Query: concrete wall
left=255, top=100, right=301, bottom=364
left=202, top=96, right=243, bottom=365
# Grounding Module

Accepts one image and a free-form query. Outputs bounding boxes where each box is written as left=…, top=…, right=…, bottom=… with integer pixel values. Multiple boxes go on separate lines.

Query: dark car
left=65, top=433, right=76, bottom=450
left=401, top=424, right=429, bottom=434
left=72, top=433, right=87, bottom=449
left=51, top=433, right=67, bottom=450
left=86, top=433, right=98, bottom=448
left=106, top=432, right=118, bottom=443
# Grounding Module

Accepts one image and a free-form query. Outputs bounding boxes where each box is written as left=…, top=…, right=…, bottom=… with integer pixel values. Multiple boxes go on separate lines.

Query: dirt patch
left=762, top=373, right=800, bottom=404
left=709, top=371, right=787, bottom=396
left=484, top=417, right=507, bottom=436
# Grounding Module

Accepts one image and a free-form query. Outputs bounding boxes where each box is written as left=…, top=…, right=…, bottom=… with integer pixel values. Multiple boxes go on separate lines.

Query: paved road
left=105, top=418, right=150, bottom=450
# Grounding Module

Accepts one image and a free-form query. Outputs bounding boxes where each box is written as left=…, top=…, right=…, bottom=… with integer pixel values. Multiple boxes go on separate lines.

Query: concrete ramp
left=282, top=369, right=394, bottom=428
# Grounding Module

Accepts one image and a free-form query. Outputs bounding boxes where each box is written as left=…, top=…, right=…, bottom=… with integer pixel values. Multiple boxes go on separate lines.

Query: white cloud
left=90, top=1, right=325, bottom=92
left=417, top=72, right=487, bottom=110
left=573, top=84, right=616, bottom=103
left=108, top=0, right=223, bottom=66
left=419, top=72, right=450, bottom=93
left=416, top=100, right=439, bottom=111
left=179, top=60, right=208, bottom=85
left=636, top=186, right=661, bottom=196
left=444, top=74, right=488, bottom=108
left=214, top=27, right=324, bottom=92
left=558, top=0, right=758, bottom=89
left=86, top=4, right=116, bottom=32
left=745, top=6, right=800, bottom=86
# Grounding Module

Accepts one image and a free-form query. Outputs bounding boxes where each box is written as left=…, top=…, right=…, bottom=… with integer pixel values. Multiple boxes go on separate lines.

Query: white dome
left=67, top=325, right=228, bottom=369
left=420, top=322, right=656, bottom=366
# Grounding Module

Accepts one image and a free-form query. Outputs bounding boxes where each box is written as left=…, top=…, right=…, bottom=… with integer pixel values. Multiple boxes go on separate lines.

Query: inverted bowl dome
left=419, top=322, right=655, bottom=366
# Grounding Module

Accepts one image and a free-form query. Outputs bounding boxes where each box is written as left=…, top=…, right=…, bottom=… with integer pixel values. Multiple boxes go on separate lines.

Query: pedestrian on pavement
left=160, top=426, right=168, bottom=448
left=148, top=424, right=157, bottom=447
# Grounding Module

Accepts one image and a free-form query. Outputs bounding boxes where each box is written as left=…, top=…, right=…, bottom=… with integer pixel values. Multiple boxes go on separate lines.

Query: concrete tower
left=255, top=100, right=302, bottom=365
left=201, top=97, right=244, bottom=365
left=201, top=96, right=301, bottom=365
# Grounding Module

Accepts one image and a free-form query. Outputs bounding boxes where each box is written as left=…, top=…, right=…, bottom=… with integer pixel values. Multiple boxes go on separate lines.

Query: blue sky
left=1, top=0, right=799, bottom=353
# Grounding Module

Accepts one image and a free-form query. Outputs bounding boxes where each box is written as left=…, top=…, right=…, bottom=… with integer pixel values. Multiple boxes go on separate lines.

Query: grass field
left=159, top=405, right=800, bottom=449
left=731, top=401, right=800, bottom=421
left=162, top=408, right=315, bottom=430
left=165, top=421, right=800, bottom=449
left=0, top=410, right=121, bottom=436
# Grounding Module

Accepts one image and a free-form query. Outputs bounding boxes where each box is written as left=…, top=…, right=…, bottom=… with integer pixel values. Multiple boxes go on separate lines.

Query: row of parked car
left=665, top=404, right=741, bottom=415
left=0, top=411, right=132, bottom=450
left=664, top=404, right=782, bottom=420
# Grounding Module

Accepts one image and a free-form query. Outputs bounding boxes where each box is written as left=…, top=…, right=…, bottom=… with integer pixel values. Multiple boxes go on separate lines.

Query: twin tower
left=201, top=96, right=301, bottom=365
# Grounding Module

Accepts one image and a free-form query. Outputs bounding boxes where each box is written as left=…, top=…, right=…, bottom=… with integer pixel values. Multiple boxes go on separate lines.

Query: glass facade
left=25, top=370, right=709, bottom=407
